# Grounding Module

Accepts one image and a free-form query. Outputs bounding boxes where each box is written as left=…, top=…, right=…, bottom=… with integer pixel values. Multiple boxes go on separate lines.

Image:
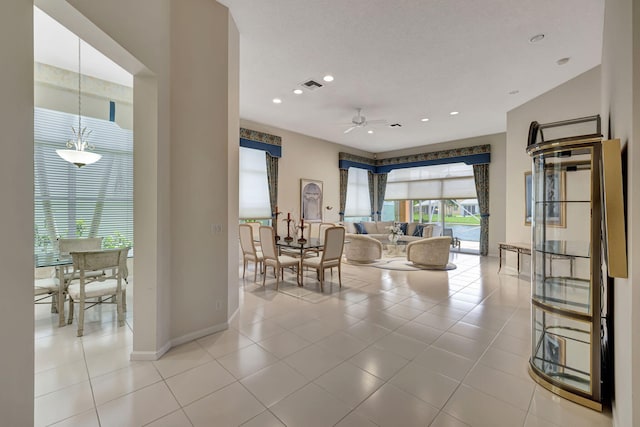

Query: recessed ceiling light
left=449, top=111, right=459, bottom=116
left=509, top=90, right=519, bottom=95
left=367, top=130, right=374, bottom=134
left=293, top=89, right=303, bottom=95
left=529, top=34, right=545, bottom=43
left=323, top=75, right=334, bottom=82
left=556, top=57, right=571, bottom=65
left=420, top=118, right=430, bottom=122
left=272, top=98, right=282, bottom=104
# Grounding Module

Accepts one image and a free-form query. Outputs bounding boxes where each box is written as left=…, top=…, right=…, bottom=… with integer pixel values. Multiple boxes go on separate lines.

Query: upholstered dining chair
left=34, top=277, right=60, bottom=313
left=67, top=247, right=129, bottom=337
left=301, top=226, right=345, bottom=292
left=259, top=226, right=300, bottom=290
left=239, top=223, right=264, bottom=281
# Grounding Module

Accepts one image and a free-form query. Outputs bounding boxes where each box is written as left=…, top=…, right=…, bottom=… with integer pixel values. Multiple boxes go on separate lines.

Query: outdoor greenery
left=413, top=214, right=480, bottom=225
left=34, top=218, right=132, bottom=255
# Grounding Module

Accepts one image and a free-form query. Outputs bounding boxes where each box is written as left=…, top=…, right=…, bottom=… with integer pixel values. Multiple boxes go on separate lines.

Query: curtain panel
left=339, top=168, right=349, bottom=221
left=368, top=171, right=375, bottom=218
left=473, top=163, right=490, bottom=256
left=376, top=173, right=388, bottom=221
left=266, top=153, right=278, bottom=219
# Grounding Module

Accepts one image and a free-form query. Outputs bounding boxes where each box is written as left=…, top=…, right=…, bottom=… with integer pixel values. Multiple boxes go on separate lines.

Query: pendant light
left=56, top=37, right=101, bottom=168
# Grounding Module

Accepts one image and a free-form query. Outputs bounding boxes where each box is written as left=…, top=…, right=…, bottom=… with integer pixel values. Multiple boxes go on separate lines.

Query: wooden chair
left=259, top=226, right=300, bottom=290
left=239, top=223, right=263, bottom=282
left=67, top=247, right=129, bottom=337
left=301, top=226, right=345, bottom=292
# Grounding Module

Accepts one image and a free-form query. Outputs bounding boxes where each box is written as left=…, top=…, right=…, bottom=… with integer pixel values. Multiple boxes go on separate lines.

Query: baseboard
left=129, top=319, right=229, bottom=361
left=130, top=340, right=171, bottom=361
left=170, top=321, right=229, bottom=348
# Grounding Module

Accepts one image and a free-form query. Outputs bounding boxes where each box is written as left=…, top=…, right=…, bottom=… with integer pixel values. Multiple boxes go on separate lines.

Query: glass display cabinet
left=526, top=115, right=618, bottom=411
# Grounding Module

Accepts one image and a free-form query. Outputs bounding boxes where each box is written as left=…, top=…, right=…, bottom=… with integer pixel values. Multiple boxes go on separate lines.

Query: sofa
left=344, top=221, right=443, bottom=243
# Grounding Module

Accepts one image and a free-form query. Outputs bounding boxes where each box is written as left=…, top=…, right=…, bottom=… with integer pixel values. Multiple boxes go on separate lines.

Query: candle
left=275, top=206, right=278, bottom=214
left=301, top=218, right=304, bottom=229
left=287, top=212, right=291, bottom=220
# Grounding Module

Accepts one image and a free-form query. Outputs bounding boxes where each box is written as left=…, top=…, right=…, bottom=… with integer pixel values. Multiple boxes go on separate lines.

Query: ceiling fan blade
left=344, top=126, right=356, bottom=134
left=367, top=119, right=388, bottom=125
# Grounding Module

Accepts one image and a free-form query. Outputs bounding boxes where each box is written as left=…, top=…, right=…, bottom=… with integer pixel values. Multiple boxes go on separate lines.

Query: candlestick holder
left=297, top=223, right=307, bottom=244
left=283, top=217, right=294, bottom=242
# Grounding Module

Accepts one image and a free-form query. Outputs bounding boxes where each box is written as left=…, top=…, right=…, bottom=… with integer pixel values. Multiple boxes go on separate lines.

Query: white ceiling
left=218, top=0, right=604, bottom=153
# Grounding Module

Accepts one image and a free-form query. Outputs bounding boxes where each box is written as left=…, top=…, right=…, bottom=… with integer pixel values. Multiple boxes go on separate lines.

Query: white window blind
left=239, top=147, right=271, bottom=219
left=385, top=163, right=477, bottom=200
left=34, top=107, right=133, bottom=257
left=345, top=167, right=371, bottom=217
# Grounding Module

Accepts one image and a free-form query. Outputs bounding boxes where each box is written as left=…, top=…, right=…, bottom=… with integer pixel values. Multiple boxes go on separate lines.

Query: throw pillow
left=354, top=223, right=367, bottom=234
left=396, top=222, right=408, bottom=236
left=412, top=224, right=425, bottom=237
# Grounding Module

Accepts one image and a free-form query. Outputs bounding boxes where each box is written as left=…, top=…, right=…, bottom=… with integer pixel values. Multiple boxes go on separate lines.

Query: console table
left=498, top=242, right=531, bottom=273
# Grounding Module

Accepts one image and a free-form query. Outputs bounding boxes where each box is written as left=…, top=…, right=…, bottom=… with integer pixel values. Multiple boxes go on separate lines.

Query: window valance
left=338, top=144, right=491, bottom=174
left=240, top=127, right=282, bottom=158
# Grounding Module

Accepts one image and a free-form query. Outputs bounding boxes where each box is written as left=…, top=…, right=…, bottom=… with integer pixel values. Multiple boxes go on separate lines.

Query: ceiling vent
left=301, top=79, right=323, bottom=91
left=389, top=123, right=402, bottom=127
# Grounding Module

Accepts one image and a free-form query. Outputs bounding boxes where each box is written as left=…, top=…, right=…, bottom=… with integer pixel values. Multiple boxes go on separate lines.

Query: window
left=239, top=147, right=271, bottom=219
left=385, top=163, right=476, bottom=200
left=344, top=167, right=371, bottom=219
left=34, top=108, right=133, bottom=257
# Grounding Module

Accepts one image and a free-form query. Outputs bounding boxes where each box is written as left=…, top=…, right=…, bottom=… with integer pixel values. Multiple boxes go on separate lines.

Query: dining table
left=276, top=238, right=324, bottom=286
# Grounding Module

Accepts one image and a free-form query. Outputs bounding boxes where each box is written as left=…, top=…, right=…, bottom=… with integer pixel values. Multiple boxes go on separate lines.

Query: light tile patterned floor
left=34, top=253, right=613, bottom=426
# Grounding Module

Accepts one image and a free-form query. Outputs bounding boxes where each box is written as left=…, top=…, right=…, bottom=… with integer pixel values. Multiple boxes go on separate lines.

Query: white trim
left=129, top=320, right=230, bottom=361
left=170, top=321, right=229, bottom=348
left=130, top=340, right=171, bottom=361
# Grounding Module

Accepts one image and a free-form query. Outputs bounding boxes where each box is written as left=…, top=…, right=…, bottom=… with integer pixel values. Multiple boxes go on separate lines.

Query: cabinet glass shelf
left=526, top=115, right=608, bottom=412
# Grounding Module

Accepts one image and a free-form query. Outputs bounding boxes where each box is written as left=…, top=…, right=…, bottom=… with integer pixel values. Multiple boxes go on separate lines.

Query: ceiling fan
left=343, top=108, right=387, bottom=134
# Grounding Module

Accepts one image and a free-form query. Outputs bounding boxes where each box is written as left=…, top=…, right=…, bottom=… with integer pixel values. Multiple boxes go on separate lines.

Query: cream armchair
left=345, top=234, right=383, bottom=263
left=406, top=236, right=452, bottom=268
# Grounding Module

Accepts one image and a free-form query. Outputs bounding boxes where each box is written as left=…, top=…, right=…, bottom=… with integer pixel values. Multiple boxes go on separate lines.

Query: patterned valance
left=338, top=152, right=376, bottom=171
left=240, top=127, right=282, bottom=157
left=338, top=144, right=491, bottom=174
left=375, top=144, right=491, bottom=173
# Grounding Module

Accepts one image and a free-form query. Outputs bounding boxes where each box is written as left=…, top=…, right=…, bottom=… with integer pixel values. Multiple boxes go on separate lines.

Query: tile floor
left=34, top=253, right=613, bottom=426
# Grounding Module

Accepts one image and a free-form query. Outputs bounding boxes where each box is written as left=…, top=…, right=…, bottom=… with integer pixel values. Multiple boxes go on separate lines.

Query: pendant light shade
left=57, top=37, right=101, bottom=168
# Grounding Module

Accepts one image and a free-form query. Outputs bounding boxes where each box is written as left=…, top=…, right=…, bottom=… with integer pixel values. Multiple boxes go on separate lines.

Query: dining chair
left=66, top=247, right=129, bottom=337
left=34, top=277, right=60, bottom=313
left=301, top=226, right=345, bottom=292
left=259, top=226, right=300, bottom=290
left=57, top=237, right=104, bottom=280
left=239, top=224, right=263, bottom=282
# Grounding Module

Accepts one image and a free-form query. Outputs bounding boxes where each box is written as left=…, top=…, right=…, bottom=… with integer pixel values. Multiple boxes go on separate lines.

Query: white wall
left=505, top=66, right=601, bottom=246
left=35, top=63, right=133, bottom=130
left=379, top=133, right=507, bottom=256
left=0, top=1, right=34, bottom=424
left=240, top=119, right=371, bottom=236
left=44, top=0, right=240, bottom=355
left=601, top=0, right=640, bottom=425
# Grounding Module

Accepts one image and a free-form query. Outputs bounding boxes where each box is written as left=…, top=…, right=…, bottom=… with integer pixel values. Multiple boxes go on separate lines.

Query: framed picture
left=524, top=170, right=566, bottom=227
left=300, top=178, right=323, bottom=222
left=542, top=333, right=566, bottom=375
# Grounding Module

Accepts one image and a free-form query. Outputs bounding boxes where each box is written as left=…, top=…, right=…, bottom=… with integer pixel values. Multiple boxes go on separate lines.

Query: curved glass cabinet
left=526, top=116, right=608, bottom=411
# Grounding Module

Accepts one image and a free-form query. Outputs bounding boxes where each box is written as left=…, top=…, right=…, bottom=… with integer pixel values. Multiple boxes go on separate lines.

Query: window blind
left=345, top=167, right=371, bottom=217
left=239, top=146, right=271, bottom=219
left=34, top=107, right=133, bottom=257
left=385, top=163, right=477, bottom=200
